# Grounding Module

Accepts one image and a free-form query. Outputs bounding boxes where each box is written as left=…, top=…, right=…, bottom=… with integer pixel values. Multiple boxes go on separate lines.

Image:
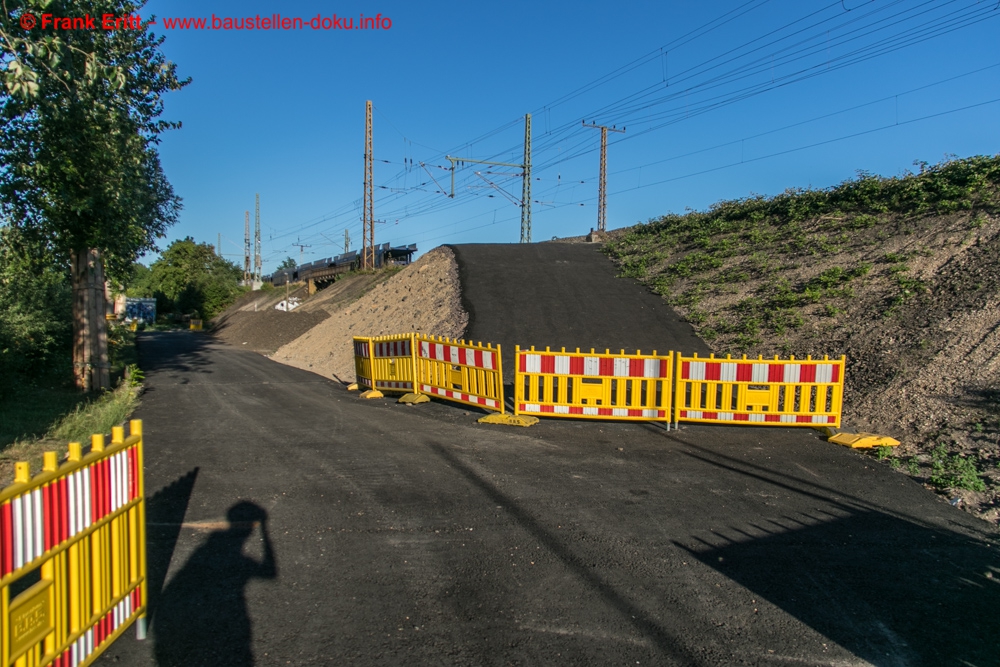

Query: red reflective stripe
left=796, top=415, right=812, bottom=423
left=43, top=483, right=53, bottom=551
left=569, top=356, right=584, bottom=375
left=660, top=360, right=669, bottom=378
left=59, top=477, right=69, bottom=543
left=799, top=364, right=817, bottom=383
left=765, top=414, right=780, bottom=422
left=681, top=361, right=691, bottom=380
left=831, top=365, right=841, bottom=382
left=828, top=416, right=836, bottom=423
left=1, top=501, right=12, bottom=576
left=705, top=363, right=721, bottom=381
left=472, top=350, right=482, bottom=368
left=90, top=464, right=99, bottom=523
left=629, top=359, right=645, bottom=377
left=703, top=412, right=718, bottom=420
left=599, top=358, right=614, bottom=376
left=569, top=406, right=583, bottom=414
left=735, top=413, right=749, bottom=421
left=540, top=355, right=555, bottom=374
left=628, top=409, right=643, bottom=417
left=736, top=364, right=752, bottom=382
left=768, top=364, right=784, bottom=382
left=518, top=354, right=527, bottom=372
left=597, top=408, right=612, bottom=416
left=540, top=405, right=554, bottom=413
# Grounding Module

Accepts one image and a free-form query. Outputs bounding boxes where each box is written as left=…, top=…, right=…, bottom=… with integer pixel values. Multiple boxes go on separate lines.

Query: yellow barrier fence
left=368, top=334, right=416, bottom=393
left=674, top=353, right=845, bottom=427
left=352, top=337, right=375, bottom=391
left=414, top=334, right=505, bottom=412
left=1, top=420, right=147, bottom=667
left=514, top=346, right=674, bottom=424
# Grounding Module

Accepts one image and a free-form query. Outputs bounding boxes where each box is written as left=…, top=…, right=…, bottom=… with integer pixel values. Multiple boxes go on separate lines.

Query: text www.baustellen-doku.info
left=17, top=12, right=392, bottom=32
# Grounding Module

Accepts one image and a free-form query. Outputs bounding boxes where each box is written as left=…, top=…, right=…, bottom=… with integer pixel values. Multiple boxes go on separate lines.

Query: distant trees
left=277, top=257, right=297, bottom=271
left=129, top=238, right=244, bottom=320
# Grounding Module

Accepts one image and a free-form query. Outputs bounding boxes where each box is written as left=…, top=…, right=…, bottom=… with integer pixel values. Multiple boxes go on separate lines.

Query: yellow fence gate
left=414, top=335, right=505, bottom=413
left=674, top=353, right=845, bottom=427
left=0, top=420, right=147, bottom=667
left=515, top=346, right=674, bottom=425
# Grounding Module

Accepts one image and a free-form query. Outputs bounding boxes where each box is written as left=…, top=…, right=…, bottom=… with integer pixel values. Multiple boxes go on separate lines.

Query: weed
left=929, top=445, right=985, bottom=492
left=974, top=422, right=984, bottom=433
left=848, top=214, right=879, bottom=229
left=875, top=445, right=894, bottom=461
left=823, top=303, right=842, bottom=316
left=907, top=458, right=920, bottom=475
left=883, top=252, right=906, bottom=263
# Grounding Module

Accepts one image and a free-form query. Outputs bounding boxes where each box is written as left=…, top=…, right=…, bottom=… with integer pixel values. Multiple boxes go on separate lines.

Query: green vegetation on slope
left=606, top=155, right=1000, bottom=348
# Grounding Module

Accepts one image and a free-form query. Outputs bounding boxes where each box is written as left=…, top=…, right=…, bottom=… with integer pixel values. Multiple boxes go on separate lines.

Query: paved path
left=99, top=332, right=998, bottom=666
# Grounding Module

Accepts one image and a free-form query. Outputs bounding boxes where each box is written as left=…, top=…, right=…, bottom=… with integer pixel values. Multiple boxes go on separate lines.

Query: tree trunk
left=71, top=248, right=111, bottom=392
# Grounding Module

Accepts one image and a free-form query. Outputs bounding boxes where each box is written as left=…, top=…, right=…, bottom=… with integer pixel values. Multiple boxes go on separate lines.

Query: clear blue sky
left=142, top=0, right=1000, bottom=270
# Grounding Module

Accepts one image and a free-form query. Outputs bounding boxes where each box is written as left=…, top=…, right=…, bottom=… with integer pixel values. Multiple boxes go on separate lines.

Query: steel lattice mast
left=243, top=210, right=251, bottom=284
left=583, top=121, right=625, bottom=233
left=254, top=193, right=262, bottom=283
left=520, top=113, right=532, bottom=243
left=363, top=100, right=375, bottom=269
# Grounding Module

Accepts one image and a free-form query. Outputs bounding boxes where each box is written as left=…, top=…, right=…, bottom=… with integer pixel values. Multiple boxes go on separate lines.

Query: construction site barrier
left=674, top=353, right=845, bottom=427
left=1, top=420, right=147, bottom=667
left=414, top=334, right=504, bottom=412
left=368, top=334, right=416, bottom=393
left=514, top=346, right=674, bottom=423
left=352, top=337, right=375, bottom=391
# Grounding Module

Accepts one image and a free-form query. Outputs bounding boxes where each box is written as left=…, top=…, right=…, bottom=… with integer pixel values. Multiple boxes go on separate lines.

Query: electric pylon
left=583, top=121, right=625, bottom=233
left=243, top=211, right=251, bottom=284
left=521, top=113, right=532, bottom=243
left=254, top=193, right=262, bottom=283
left=362, top=100, right=375, bottom=269
left=344, top=229, right=350, bottom=254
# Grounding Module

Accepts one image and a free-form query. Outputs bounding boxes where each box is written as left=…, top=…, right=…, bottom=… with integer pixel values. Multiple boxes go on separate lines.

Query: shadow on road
left=675, top=445, right=1000, bottom=666
left=427, top=442, right=700, bottom=665
left=145, top=468, right=199, bottom=620
left=151, top=502, right=278, bottom=667
left=138, top=331, right=216, bottom=381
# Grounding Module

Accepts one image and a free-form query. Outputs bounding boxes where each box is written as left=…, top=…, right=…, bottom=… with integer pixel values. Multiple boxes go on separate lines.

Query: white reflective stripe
left=583, top=357, right=600, bottom=376
left=815, top=364, right=833, bottom=383
left=525, top=354, right=541, bottom=373
left=420, top=341, right=429, bottom=358
left=643, top=358, right=660, bottom=378
left=642, top=409, right=660, bottom=418
left=448, top=346, right=460, bottom=364
left=720, top=363, right=737, bottom=382
left=780, top=414, right=797, bottom=423
left=783, top=364, right=800, bottom=383
left=12, top=495, right=23, bottom=569
left=33, top=488, right=43, bottom=559
left=812, top=415, right=829, bottom=423
left=688, top=362, right=705, bottom=380
left=110, top=453, right=119, bottom=512
left=686, top=410, right=703, bottom=419
left=613, top=358, right=629, bottom=377
left=555, top=356, right=570, bottom=375
left=748, top=413, right=766, bottom=422
left=72, top=639, right=79, bottom=666
left=718, top=412, right=734, bottom=421
left=554, top=405, right=570, bottom=414
left=75, top=470, right=85, bottom=534
left=523, top=404, right=540, bottom=412
left=86, top=627, right=93, bottom=655
left=482, top=351, right=494, bottom=370
left=582, top=407, right=598, bottom=415
left=435, top=343, right=445, bottom=360
left=25, top=491, right=36, bottom=564
left=751, top=363, right=769, bottom=383
left=612, top=408, right=629, bottom=417
left=83, top=468, right=92, bottom=529
left=461, top=348, right=473, bottom=366
left=68, top=472, right=77, bottom=536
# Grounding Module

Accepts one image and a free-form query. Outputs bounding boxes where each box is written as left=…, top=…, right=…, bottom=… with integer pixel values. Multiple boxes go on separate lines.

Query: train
left=266, top=242, right=417, bottom=287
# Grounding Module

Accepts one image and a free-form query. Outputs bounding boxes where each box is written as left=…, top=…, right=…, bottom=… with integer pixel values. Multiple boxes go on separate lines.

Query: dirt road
left=99, top=332, right=997, bottom=666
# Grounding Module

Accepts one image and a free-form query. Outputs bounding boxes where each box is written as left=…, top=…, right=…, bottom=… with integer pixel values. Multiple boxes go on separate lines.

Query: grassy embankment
left=603, top=155, right=1000, bottom=514
left=0, top=324, right=143, bottom=486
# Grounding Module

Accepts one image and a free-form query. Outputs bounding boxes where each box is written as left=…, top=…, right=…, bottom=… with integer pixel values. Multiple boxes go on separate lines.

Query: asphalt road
left=99, top=331, right=998, bottom=666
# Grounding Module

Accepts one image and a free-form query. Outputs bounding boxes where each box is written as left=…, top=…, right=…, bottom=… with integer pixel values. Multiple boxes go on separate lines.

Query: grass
left=929, top=444, right=985, bottom=492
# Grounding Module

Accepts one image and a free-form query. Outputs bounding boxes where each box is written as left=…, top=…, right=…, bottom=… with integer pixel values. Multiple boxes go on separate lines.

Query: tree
left=276, top=257, right=297, bottom=271
left=136, top=238, right=244, bottom=320
left=0, top=1, right=187, bottom=391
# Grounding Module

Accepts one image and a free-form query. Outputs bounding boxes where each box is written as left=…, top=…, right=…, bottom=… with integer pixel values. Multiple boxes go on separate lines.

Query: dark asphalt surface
left=448, top=243, right=711, bottom=381
left=100, top=331, right=998, bottom=666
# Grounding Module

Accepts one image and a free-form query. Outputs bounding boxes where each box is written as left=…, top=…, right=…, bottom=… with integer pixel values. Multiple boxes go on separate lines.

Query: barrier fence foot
left=346, top=383, right=359, bottom=391
left=828, top=432, right=901, bottom=449
left=478, top=413, right=539, bottom=427
left=398, top=393, right=430, bottom=405
left=136, top=616, right=148, bottom=640
left=359, top=389, right=384, bottom=399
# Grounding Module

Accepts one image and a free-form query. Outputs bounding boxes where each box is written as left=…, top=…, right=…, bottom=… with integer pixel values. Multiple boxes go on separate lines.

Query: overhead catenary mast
left=362, top=100, right=375, bottom=269
left=583, top=120, right=625, bottom=233
left=243, top=210, right=251, bottom=284
left=254, top=193, right=262, bottom=285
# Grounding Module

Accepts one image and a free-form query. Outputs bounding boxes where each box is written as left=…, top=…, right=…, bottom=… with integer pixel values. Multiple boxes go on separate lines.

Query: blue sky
left=142, top=0, right=1000, bottom=270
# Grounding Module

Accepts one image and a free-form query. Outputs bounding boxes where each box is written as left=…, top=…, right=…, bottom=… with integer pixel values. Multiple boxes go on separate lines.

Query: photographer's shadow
left=152, top=502, right=277, bottom=666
